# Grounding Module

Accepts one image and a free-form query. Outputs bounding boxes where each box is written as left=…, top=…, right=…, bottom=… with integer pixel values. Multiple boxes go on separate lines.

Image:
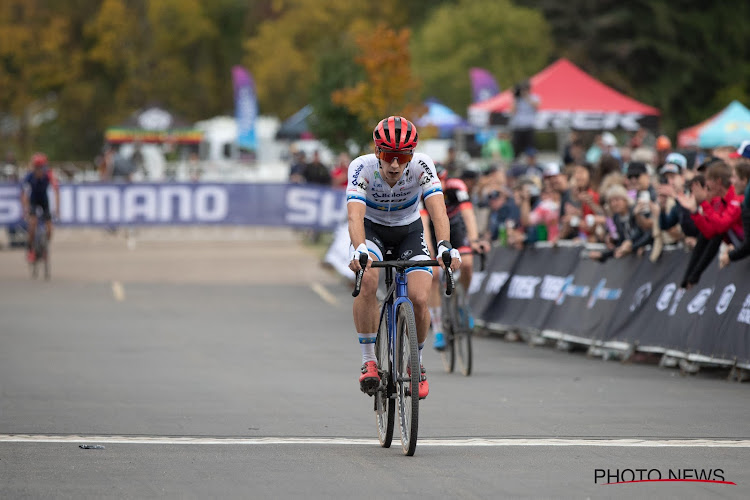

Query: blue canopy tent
left=697, top=100, right=750, bottom=148
left=416, top=99, right=470, bottom=138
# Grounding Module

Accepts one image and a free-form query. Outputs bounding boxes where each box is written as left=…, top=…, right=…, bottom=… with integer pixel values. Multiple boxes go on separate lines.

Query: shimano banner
left=469, top=245, right=750, bottom=365
left=0, top=183, right=347, bottom=230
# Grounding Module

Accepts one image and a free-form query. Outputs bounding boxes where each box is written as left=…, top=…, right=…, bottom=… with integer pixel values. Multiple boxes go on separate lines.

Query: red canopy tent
left=468, top=58, right=660, bottom=131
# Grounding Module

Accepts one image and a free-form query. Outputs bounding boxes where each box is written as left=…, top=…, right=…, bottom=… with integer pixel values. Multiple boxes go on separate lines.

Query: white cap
left=601, top=132, right=617, bottom=147
left=542, top=162, right=561, bottom=177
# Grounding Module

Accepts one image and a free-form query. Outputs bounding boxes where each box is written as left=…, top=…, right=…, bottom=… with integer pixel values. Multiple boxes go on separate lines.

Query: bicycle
left=352, top=252, right=454, bottom=456
left=29, top=210, right=50, bottom=281
left=439, top=252, right=485, bottom=376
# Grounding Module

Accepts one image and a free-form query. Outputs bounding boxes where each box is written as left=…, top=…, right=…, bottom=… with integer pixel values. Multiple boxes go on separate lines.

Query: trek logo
left=594, top=468, right=734, bottom=486
left=285, top=186, right=346, bottom=228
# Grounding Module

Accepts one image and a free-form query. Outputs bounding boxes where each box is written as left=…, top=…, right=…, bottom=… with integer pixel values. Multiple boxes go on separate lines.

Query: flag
left=469, top=67, right=500, bottom=103
left=232, top=66, right=258, bottom=152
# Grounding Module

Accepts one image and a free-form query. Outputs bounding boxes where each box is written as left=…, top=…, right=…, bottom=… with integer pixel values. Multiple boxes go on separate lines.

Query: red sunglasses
left=377, top=148, right=414, bottom=164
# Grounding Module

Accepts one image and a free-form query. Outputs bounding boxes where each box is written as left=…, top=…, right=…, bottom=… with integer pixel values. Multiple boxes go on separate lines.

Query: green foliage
left=308, top=39, right=369, bottom=153
left=412, top=0, right=552, bottom=114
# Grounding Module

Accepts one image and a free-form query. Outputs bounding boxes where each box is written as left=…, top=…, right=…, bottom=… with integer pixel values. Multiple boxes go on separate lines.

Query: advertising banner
left=0, top=183, right=347, bottom=231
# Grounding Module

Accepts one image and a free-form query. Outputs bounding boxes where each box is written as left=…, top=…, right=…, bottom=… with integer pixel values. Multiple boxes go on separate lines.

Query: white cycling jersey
left=346, top=153, right=443, bottom=226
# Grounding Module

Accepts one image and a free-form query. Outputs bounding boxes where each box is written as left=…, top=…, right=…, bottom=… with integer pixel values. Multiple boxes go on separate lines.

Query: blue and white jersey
left=346, top=152, right=442, bottom=226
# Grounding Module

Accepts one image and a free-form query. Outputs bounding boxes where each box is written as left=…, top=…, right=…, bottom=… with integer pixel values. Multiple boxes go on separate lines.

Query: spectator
left=720, top=147, right=750, bottom=267
left=625, top=161, right=655, bottom=203
left=677, top=161, right=742, bottom=288
left=288, top=150, right=307, bottom=184
left=482, top=129, right=514, bottom=165
left=594, top=154, right=623, bottom=191
left=303, top=150, right=331, bottom=186
left=655, top=134, right=672, bottom=167
left=560, top=162, right=603, bottom=241
left=654, top=153, right=694, bottom=249
left=330, top=152, right=351, bottom=189
left=588, top=184, right=652, bottom=262
left=519, top=164, right=563, bottom=243
left=484, top=187, right=521, bottom=246
left=562, top=131, right=585, bottom=167
left=509, top=80, right=540, bottom=159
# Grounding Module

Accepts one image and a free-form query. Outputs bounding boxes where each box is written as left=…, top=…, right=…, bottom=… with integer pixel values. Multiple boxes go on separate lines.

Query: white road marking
left=111, top=281, right=125, bottom=301
left=310, top=282, right=338, bottom=306
left=1, top=435, right=750, bottom=447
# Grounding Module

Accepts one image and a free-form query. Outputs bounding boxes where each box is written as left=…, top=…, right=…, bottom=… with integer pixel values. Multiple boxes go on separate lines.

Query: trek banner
left=469, top=245, right=750, bottom=365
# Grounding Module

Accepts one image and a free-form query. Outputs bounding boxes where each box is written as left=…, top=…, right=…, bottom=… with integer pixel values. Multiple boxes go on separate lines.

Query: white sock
left=419, top=342, right=424, bottom=365
left=358, top=333, right=377, bottom=363
left=429, top=307, right=442, bottom=333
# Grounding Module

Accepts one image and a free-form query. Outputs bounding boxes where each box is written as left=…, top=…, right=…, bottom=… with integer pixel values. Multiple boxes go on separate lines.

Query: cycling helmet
left=31, top=152, right=48, bottom=167
left=373, top=116, right=418, bottom=151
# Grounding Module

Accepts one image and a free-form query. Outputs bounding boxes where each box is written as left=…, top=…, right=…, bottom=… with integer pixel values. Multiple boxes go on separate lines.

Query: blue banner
left=232, top=66, right=258, bottom=152
left=0, top=183, right=347, bottom=230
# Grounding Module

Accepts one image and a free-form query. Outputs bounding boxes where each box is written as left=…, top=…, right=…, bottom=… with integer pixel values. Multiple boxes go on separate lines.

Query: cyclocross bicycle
left=352, top=252, right=454, bottom=456
left=439, top=252, right=484, bottom=376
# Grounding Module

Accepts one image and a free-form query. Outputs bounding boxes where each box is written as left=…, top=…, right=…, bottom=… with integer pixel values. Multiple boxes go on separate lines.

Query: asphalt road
left=1, top=228, right=749, bottom=499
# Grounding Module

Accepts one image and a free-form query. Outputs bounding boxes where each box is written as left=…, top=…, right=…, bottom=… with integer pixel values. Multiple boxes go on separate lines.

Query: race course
left=1, top=228, right=749, bottom=499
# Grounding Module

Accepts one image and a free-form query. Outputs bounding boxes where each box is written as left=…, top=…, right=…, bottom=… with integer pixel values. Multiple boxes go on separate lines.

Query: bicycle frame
left=378, top=265, right=412, bottom=396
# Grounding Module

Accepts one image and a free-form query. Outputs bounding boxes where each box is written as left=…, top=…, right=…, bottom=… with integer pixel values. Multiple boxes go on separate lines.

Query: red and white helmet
left=373, top=116, right=418, bottom=151
left=31, top=152, right=48, bottom=167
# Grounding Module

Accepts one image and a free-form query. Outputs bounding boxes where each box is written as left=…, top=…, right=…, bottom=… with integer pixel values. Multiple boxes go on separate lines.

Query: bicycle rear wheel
left=453, top=285, right=472, bottom=376
left=374, top=307, right=394, bottom=448
left=396, top=303, right=419, bottom=456
left=439, top=299, right=455, bottom=373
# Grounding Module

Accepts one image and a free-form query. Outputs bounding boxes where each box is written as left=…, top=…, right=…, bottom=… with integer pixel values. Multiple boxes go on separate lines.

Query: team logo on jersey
left=401, top=250, right=413, bottom=259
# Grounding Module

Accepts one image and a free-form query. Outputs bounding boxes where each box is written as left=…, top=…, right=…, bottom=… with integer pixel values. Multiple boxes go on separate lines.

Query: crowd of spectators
left=460, top=132, right=750, bottom=290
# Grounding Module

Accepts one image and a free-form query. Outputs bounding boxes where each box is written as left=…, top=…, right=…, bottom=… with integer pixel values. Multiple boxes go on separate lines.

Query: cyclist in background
left=348, top=116, right=461, bottom=400
left=21, top=153, right=59, bottom=263
left=421, top=164, right=488, bottom=350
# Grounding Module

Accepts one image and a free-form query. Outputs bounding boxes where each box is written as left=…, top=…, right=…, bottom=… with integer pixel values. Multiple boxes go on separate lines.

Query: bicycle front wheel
left=439, top=298, right=455, bottom=373
left=396, top=303, right=419, bottom=456
left=453, top=284, right=473, bottom=376
left=374, top=307, right=394, bottom=448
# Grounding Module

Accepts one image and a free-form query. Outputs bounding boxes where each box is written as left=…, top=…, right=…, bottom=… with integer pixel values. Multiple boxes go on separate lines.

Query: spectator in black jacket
left=720, top=155, right=750, bottom=268
left=588, top=184, right=652, bottom=262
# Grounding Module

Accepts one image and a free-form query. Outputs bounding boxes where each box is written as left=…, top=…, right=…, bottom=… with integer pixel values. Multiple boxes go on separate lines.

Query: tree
left=332, top=25, right=424, bottom=143
left=308, top=38, right=369, bottom=153
left=411, top=0, right=552, bottom=115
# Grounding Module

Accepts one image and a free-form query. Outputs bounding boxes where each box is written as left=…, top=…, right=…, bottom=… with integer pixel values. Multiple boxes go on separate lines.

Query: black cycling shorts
left=429, top=216, right=471, bottom=255
left=362, top=218, right=432, bottom=274
left=29, top=198, right=51, bottom=221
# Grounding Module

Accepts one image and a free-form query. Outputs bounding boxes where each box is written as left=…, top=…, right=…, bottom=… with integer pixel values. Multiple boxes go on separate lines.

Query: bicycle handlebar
left=351, top=253, right=455, bottom=297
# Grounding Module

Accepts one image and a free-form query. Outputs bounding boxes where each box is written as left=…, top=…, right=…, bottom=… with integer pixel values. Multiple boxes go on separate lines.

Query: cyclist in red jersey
left=20, top=153, right=59, bottom=263
left=421, top=164, right=488, bottom=350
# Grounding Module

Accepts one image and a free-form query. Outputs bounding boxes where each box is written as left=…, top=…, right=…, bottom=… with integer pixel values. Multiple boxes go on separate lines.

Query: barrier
left=0, top=182, right=347, bottom=230
left=468, top=244, right=750, bottom=368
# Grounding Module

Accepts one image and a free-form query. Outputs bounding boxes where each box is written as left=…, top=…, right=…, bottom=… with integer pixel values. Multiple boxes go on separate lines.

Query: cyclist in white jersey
left=348, top=116, right=461, bottom=399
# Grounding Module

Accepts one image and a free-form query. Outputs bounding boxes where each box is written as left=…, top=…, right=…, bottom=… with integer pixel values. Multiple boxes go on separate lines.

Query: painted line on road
left=2, top=435, right=750, bottom=448
left=111, top=281, right=126, bottom=301
left=310, top=282, right=338, bottom=306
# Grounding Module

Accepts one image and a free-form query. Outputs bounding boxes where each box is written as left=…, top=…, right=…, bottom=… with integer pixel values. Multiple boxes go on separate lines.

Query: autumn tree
left=332, top=25, right=423, bottom=147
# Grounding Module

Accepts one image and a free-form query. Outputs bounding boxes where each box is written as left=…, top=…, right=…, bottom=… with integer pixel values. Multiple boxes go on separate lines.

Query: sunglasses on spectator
left=627, top=174, right=641, bottom=179
left=377, top=148, right=414, bottom=164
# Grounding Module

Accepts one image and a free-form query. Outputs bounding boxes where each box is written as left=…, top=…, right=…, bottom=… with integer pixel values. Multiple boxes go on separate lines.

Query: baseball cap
left=626, top=161, right=647, bottom=177
left=655, top=135, right=672, bottom=151
left=729, top=140, right=750, bottom=159
left=601, top=132, right=617, bottom=147
left=542, top=162, right=561, bottom=177
left=660, top=152, right=687, bottom=174
left=525, top=146, right=537, bottom=157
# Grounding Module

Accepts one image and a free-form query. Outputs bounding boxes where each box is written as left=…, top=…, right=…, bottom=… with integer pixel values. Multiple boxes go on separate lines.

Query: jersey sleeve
left=417, top=156, right=442, bottom=201
left=346, top=159, right=369, bottom=205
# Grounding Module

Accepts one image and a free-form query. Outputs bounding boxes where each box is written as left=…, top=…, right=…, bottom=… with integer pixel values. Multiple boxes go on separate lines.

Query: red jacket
left=690, top=185, right=744, bottom=240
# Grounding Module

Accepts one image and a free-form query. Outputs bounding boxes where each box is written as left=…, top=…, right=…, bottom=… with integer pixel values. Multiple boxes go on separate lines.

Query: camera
left=513, top=84, right=522, bottom=98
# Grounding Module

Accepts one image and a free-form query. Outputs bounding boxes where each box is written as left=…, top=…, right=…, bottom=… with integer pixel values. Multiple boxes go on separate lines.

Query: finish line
left=2, top=435, right=750, bottom=447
